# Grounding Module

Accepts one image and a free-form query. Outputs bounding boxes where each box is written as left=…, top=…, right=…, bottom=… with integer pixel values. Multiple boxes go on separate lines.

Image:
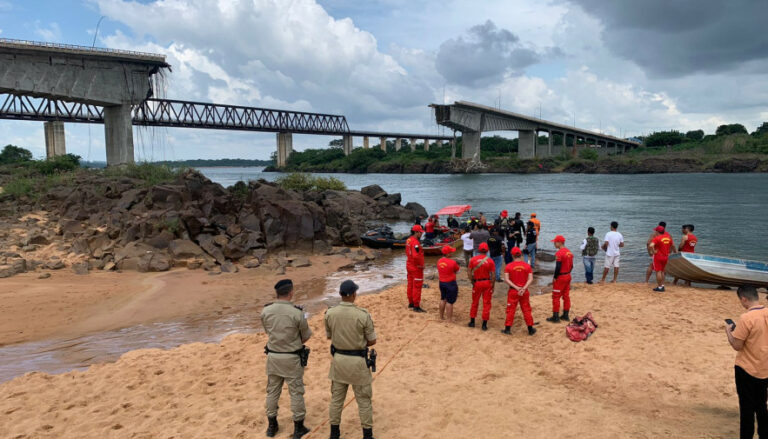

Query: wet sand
left=0, top=279, right=746, bottom=438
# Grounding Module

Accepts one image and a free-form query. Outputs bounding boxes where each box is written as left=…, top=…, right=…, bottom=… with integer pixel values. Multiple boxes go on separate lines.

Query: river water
left=2, top=169, right=766, bottom=382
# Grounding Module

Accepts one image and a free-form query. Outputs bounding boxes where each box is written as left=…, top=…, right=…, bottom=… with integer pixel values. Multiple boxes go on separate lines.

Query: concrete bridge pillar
left=379, top=137, right=387, bottom=152
left=436, top=140, right=443, bottom=148
left=518, top=130, right=536, bottom=159
left=395, top=138, right=402, bottom=151
left=450, top=138, right=456, bottom=159
left=343, top=135, right=353, bottom=155
left=461, top=131, right=481, bottom=161
left=44, top=121, right=66, bottom=158
left=409, top=138, right=416, bottom=152
left=104, top=103, right=134, bottom=166
left=551, top=132, right=564, bottom=156
left=423, top=139, right=430, bottom=151
left=546, top=130, right=553, bottom=157
left=276, top=132, right=293, bottom=167
left=363, top=136, right=369, bottom=149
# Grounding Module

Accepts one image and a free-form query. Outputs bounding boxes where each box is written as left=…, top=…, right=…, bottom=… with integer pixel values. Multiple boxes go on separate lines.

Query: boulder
left=140, top=253, right=171, bottom=272
left=10, top=258, right=27, bottom=274
left=146, top=230, right=175, bottom=249
left=360, top=184, right=387, bottom=200
left=381, top=193, right=402, bottom=206
left=313, top=240, right=332, bottom=255
left=103, top=261, right=116, bottom=271
left=72, top=262, right=90, bottom=275
left=290, top=257, right=311, bottom=268
left=28, top=234, right=50, bottom=245
left=0, top=266, right=14, bottom=278
left=168, top=239, right=206, bottom=259
left=45, top=259, right=65, bottom=270
left=186, top=259, right=203, bottom=270
left=243, top=258, right=261, bottom=269
left=60, top=220, right=84, bottom=234
left=404, top=202, right=428, bottom=219
left=197, top=234, right=226, bottom=264
left=114, top=242, right=155, bottom=265
left=221, top=261, right=238, bottom=273
left=38, top=273, right=52, bottom=279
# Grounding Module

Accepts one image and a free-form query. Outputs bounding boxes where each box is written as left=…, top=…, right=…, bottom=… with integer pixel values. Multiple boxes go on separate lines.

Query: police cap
left=275, top=279, right=294, bottom=295
left=339, top=279, right=359, bottom=296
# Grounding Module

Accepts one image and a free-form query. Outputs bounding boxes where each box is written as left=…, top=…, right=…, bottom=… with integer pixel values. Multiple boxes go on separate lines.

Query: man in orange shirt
left=726, top=286, right=768, bottom=438
left=405, top=225, right=426, bottom=312
left=547, top=235, right=573, bottom=323
left=529, top=213, right=541, bottom=241
left=467, top=242, right=495, bottom=331
left=674, top=224, right=698, bottom=286
left=437, top=246, right=460, bottom=322
left=502, top=247, right=536, bottom=336
left=648, top=225, right=676, bottom=292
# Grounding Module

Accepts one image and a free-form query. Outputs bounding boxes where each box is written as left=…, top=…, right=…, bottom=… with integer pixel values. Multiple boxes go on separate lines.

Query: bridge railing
left=0, top=38, right=166, bottom=62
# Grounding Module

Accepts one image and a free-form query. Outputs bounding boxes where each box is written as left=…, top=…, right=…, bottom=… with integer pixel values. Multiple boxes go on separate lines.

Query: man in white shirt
left=600, top=221, right=624, bottom=283
left=460, top=226, right=473, bottom=266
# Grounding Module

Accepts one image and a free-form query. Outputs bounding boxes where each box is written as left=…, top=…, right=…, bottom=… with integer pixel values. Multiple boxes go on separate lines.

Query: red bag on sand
left=565, top=312, right=598, bottom=342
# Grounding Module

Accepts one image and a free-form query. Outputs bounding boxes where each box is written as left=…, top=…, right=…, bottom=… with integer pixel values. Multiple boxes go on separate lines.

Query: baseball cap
left=531, top=213, right=537, bottom=217
left=654, top=226, right=665, bottom=233
left=501, top=210, right=508, bottom=218
left=551, top=235, right=566, bottom=243
left=511, top=247, right=522, bottom=256
left=274, top=279, right=293, bottom=294
left=339, top=280, right=359, bottom=296
left=412, top=225, right=424, bottom=233
left=441, top=245, right=456, bottom=255
left=478, top=242, right=489, bottom=253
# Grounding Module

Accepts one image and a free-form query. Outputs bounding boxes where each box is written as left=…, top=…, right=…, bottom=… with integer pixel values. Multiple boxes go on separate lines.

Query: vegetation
left=716, top=124, right=748, bottom=136
left=0, top=145, right=33, bottom=164
left=104, top=162, right=186, bottom=186
left=578, top=148, right=599, bottom=161
left=275, top=172, right=347, bottom=191
left=155, top=158, right=273, bottom=167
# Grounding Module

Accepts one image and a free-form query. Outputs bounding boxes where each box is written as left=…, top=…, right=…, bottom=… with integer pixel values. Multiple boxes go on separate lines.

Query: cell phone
left=725, top=318, right=736, bottom=329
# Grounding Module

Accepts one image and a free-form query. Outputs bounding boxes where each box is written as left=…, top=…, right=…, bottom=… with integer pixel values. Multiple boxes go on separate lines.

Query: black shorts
left=439, top=281, right=459, bottom=304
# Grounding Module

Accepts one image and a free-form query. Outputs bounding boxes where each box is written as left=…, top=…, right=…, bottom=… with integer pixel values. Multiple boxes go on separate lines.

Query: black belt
left=474, top=278, right=490, bottom=281
left=264, top=346, right=304, bottom=356
left=555, top=271, right=572, bottom=277
left=330, top=345, right=367, bottom=358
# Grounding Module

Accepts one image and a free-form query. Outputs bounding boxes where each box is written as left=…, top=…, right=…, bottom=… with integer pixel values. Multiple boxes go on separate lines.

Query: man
left=437, top=245, right=460, bottom=321
left=648, top=225, right=675, bottom=292
left=447, top=215, right=459, bottom=229
left=523, top=220, right=537, bottom=269
left=600, top=221, right=624, bottom=284
left=510, top=212, right=526, bottom=249
left=487, top=228, right=505, bottom=282
left=467, top=242, right=496, bottom=331
left=725, top=286, right=768, bottom=438
left=325, top=280, right=377, bottom=439
left=261, top=279, right=312, bottom=438
left=424, top=216, right=436, bottom=240
left=405, top=225, right=426, bottom=312
left=674, top=224, right=698, bottom=286
left=645, top=221, right=667, bottom=283
left=460, top=226, right=473, bottom=267
left=470, top=223, right=490, bottom=257
left=580, top=227, right=599, bottom=284
left=547, top=235, right=573, bottom=323
left=495, top=210, right=510, bottom=236
left=502, top=247, right=536, bottom=336
left=529, top=213, right=541, bottom=241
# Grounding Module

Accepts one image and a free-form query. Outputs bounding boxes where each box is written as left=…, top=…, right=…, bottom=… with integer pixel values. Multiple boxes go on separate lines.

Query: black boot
left=363, top=427, right=375, bottom=439
left=528, top=326, right=537, bottom=336
left=481, top=320, right=488, bottom=331
left=266, top=417, right=279, bottom=437
left=468, top=318, right=475, bottom=328
left=560, top=311, right=570, bottom=321
left=408, top=303, right=414, bottom=309
left=413, top=306, right=427, bottom=313
left=329, top=424, right=340, bottom=439
left=501, top=326, right=511, bottom=335
left=546, top=312, right=560, bottom=323
left=293, top=420, right=309, bottom=439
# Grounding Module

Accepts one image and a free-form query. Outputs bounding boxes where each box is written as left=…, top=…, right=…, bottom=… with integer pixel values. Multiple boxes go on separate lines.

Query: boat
left=666, top=253, right=768, bottom=287
left=360, top=226, right=406, bottom=249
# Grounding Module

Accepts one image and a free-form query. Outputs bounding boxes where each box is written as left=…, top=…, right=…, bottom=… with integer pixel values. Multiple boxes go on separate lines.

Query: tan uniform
left=261, top=300, right=312, bottom=421
left=324, top=302, right=377, bottom=429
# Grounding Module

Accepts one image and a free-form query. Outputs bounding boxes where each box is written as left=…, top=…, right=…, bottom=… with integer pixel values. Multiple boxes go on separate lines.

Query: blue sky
left=1, top=0, right=767, bottom=161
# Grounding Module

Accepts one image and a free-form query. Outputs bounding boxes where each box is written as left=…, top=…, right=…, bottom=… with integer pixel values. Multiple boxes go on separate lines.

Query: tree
left=753, top=122, right=768, bottom=137
left=644, top=131, right=686, bottom=147
left=0, top=144, right=33, bottom=164
left=685, top=130, right=704, bottom=141
left=715, top=124, right=748, bottom=136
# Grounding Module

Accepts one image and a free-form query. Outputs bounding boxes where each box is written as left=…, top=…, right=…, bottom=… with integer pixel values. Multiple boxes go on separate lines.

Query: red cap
left=531, top=213, right=537, bottom=218
left=412, top=225, right=424, bottom=233
left=501, top=210, right=508, bottom=218
left=654, top=226, right=665, bottom=233
left=478, top=242, right=489, bottom=253
left=511, top=247, right=522, bottom=256
left=441, top=245, right=456, bottom=255
left=434, top=214, right=439, bottom=219
left=551, top=235, right=565, bottom=243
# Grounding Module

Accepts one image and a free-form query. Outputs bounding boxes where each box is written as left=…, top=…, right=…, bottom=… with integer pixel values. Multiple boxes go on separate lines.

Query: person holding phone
left=725, top=285, right=768, bottom=438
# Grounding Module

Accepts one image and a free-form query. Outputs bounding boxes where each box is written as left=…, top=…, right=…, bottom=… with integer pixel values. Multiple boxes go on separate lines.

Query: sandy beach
left=0, top=275, right=747, bottom=438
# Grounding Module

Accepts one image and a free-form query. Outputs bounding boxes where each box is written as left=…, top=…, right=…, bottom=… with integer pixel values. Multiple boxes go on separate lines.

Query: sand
left=0, top=278, right=747, bottom=438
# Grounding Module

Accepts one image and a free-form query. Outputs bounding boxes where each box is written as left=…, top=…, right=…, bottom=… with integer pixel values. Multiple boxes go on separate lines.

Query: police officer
left=325, top=280, right=377, bottom=439
left=261, top=279, right=312, bottom=439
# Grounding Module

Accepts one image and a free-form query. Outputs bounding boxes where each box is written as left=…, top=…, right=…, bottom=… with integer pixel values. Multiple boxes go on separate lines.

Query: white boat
left=666, top=253, right=768, bottom=287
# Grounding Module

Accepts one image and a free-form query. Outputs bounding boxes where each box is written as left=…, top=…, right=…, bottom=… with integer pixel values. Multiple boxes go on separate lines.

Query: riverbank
left=0, top=280, right=746, bottom=437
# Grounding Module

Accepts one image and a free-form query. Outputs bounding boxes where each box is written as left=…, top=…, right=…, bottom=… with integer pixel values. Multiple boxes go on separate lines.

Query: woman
left=424, top=216, right=436, bottom=240
left=524, top=220, right=537, bottom=268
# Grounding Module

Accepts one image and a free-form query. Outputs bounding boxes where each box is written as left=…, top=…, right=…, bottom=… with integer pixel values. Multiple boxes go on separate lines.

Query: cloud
left=566, top=0, right=768, bottom=78
left=436, top=20, right=557, bottom=87
left=33, top=21, right=62, bottom=42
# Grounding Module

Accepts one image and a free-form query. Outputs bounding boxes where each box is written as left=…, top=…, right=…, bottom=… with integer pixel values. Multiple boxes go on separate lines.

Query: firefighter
left=502, top=247, right=536, bottom=336
left=406, top=224, right=426, bottom=313
left=547, top=235, right=574, bottom=323
left=467, top=242, right=495, bottom=331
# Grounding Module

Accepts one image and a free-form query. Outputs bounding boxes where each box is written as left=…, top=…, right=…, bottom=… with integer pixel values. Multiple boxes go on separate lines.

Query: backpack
left=583, top=236, right=599, bottom=257
left=565, top=312, right=598, bottom=342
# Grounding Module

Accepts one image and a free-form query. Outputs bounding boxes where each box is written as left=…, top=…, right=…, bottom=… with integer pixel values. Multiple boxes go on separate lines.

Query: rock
left=45, top=259, right=65, bottom=270
left=9, top=258, right=27, bottom=274
left=313, top=240, right=332, bottom=255
left=197, top=234, right=226, bottom=264
left=38, top=273, right=51, bottom=279
left=60, top=220, right=84, bottom=234
left=22, top=245, right=36, bottom=252
left=117, top=188, right=146, bottom=210
left=168, top=239, right=206, bottom=259
left=0, top=266, right=14, bottom=278
left=186, top=259, right=203, bottom=270
left=28, top=234, right=50, bottom=245
left=114, top=242, right=155, bottom=265
left=202, top=261, right=219, bottom=272
left=146, top=230, right=175, bottom=249
left=221, top=261, right=238, bottom=273
left=383, top=274, right=394, bottom=279
left=103, top=261, right=116, bottom=271
left=71, top=238, right=90, bottom=255
left=350, top=254, right=367, bottom=263
left=291, top=257, right=311, bottom=268
left=72, top=262, right=90, bottom=275
left=332, top=247, right=351, bottom=255
left=145, top=253, right=171, bottom=272
left=243, top=258, right=261, bottom=269
left=213, top=234, right=229, bottom=247
left=404, top=202, right=428, bottom=219
left=225, top=223, right=243, bottom=237
left=381, top=193, right=402, bottom=205
left=274, top=265, right=286, bottom=275
left=360, top=184, right=387, bottom=200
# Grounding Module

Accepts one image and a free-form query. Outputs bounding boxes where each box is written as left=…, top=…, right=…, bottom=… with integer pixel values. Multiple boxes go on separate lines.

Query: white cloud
left=33, top=21, right=62, bottom=42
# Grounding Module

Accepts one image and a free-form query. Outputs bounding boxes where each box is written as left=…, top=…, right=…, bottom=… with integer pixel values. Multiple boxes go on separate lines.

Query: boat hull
left=666, top=253, right=768, bottom=287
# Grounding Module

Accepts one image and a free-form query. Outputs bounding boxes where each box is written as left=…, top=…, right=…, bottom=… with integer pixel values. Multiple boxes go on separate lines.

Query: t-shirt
left=461, top=233, right=473, bottom=251
left=505, top=261, right=532, bottom=289
left=525, top=228, right=537, bottom=245
left=425, top=221, right=435, bottom=233
left=603, top=231, right=624, bottom=257
left=651, top=233, right=674, bottom=259
left=555, top=247, right=574, bottom=275
left=681, top=233, right=697, bottom=253
left=470, top=229, right=490, bottom=250
left=732, top=306, right=768, bottom=379
left=468, top=254, right=495, bottom=281
left=511, top=220, right=525, bottom=241
left=487, top=236, right=503, bottom=257
left=437, top=257, right=460, bottom=282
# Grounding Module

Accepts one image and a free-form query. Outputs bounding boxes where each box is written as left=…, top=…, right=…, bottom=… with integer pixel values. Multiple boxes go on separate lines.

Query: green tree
left=715, top=124, right=748, bottom=136
left=0, top=144, right=33, bottom=164
left=685, top=130, right=704, bottom=141
left=644, top=131, right=686, bottom=147
left=753, top=122, right=768, bottom=137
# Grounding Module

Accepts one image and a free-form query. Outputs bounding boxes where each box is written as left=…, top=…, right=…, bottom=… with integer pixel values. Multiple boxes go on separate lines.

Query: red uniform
left=406, top=235, right=425, bottom=307
left=425, top=221, right=435, bottom=234
left=504, top=261, right=534, bottom=327
left=437, top=257, right=460, bottom=282
left=468, top=254, right=495, bottom=320
left=552, top=247, right=574, bottom=313
left=681, top=233, right=697, bottom=253
left=652, top=233, right=674, bottom=272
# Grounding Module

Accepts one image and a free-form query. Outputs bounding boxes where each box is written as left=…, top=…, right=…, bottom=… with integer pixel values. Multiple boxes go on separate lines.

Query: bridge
left=431, top=101, right=641, bottom=160
left=0, top=39, right=452, bottom=167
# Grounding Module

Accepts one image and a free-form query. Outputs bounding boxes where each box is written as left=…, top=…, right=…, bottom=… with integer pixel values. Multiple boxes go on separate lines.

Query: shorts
left=652, top=256, right=668, bottom=272
left=604, top=255, right=620, bottom=268
left=439, top=281, right=458, bottom=304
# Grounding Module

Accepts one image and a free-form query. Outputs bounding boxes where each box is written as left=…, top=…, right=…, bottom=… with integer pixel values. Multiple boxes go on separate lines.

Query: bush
left=275, top=173, right=346, bottom=191
left=105, top=162, right=184, bottom=186
left=716, top=124, right=748, bottom=136
left=0, top=145, right=33, bottom=164
left=2, top=177, right=34, bottom=197
left=32, top=154, right=81, bottom=175
left=644, top=131, right=686, bottom=147
left=578, top=148, right=599, bottom=161
left=685, top=130, right=704, bottom=141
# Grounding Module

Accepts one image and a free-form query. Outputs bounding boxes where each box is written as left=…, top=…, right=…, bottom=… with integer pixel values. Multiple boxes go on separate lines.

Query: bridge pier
left=395, top=138, right=402, bottom=151
left=518, top=130, right=535, bottom=159
left=546, top=130, right=553, bottom=157
left=104, top=103, right=135, bottom=166
left=409, top=138, right=416, bottom=152
left=379, top=137, right=387, bottom=152
left=461, top=131, right=481, bottom=161
left=363, top=136, right=369, bottom=149
left=276, top=132, right=293, bottom=167
left=424, top=139, right=430, bottom=151
left=44, top=121, right=66, bottom=158
left=343, top=135, right=353, bottom=155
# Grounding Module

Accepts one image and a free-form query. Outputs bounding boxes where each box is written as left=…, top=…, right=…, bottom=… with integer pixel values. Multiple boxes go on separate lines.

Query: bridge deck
left=0, top=38, right=169, bottom=67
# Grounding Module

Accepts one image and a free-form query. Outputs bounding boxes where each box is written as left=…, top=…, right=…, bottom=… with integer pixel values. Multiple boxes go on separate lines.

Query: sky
left=1, top=0, right=767, bottom=161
